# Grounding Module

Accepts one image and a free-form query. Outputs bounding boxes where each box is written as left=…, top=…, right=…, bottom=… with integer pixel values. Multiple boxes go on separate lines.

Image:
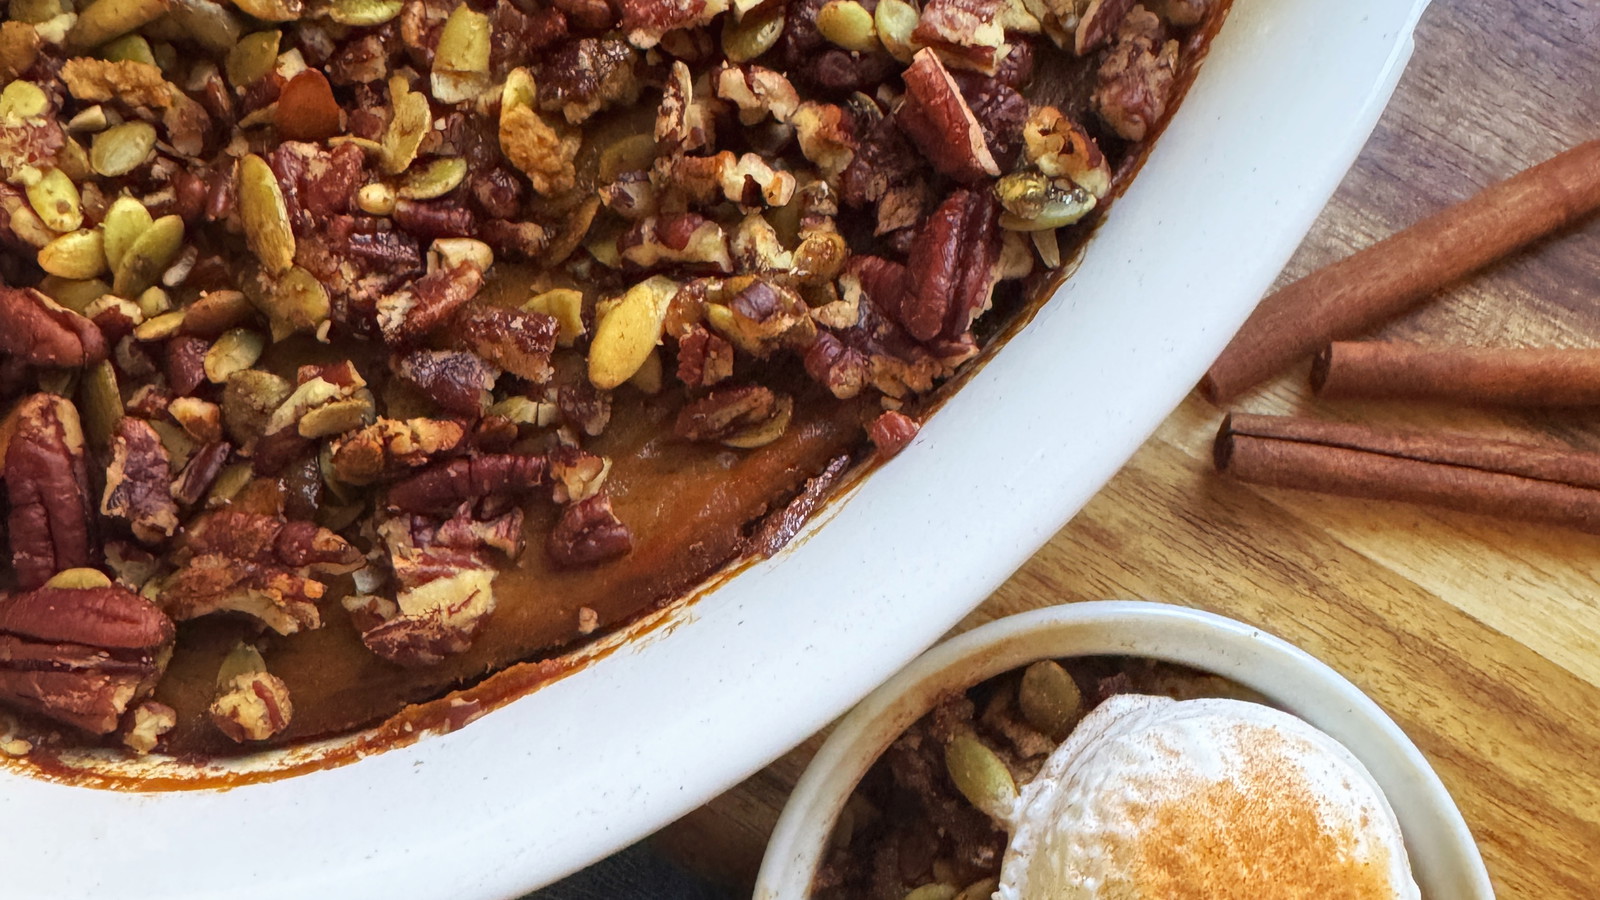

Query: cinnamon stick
left=1201, top=139, right=1600, bottom=403
left=1311, top=342, right=1600, bottom=406
left=1214, top=413, right=1600, bottom=533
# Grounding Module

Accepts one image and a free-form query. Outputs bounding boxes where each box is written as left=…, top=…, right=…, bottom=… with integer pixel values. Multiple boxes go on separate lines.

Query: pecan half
left=546, top=492, right=632, bottom=569
left=897, top=49, right=1001, bottom=183
left=3, top=394, right=96, bottom=589
left=0, top=578, right=175, bottom=735
left=0, top=286, right=108, bottom=368
left=900, top=189, right=1002, bottom=342
left=101, top=416, right=180, bottom=545
left=386, top=453, right=548, bottom=515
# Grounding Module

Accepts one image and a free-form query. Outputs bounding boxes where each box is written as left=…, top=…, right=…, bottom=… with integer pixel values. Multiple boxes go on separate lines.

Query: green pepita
left=26, top=168, right=82, bottom=233
left=112, top=214, right=184, bottom=298
left=397, top=156, right=467, bottom=200
left=1016, top=659, right=1082, bottom=740
left=37, top=229, right=106, bottom=279
left=238, top=153, right=296, bottom=274
left=226, top=30, right=281, bottom=89
left=380, top=82, right=430, bottom=175
left=78, top=360, right=123, bottom=452
left=944, top=733, right=1019, bottom=821
left=89, top=121, right=157, bottom=177
left=721, top=2, right=784, bottom=63
left=203, top=328, right=266, bottom=384
left=101, top=196, right=153, bottom=273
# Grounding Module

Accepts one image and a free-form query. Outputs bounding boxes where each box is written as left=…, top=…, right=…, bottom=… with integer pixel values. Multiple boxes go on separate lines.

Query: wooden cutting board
left=653, top=0, right=1600, bottom=896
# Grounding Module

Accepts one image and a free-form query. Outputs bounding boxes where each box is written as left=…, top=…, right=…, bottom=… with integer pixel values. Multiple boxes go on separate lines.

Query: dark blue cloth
left=524, top=842, right=734, bottom=900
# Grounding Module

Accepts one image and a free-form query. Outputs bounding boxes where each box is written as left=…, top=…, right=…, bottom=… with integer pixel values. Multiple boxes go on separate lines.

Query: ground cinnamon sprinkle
left=1117, top=723, right=1395, bottom=899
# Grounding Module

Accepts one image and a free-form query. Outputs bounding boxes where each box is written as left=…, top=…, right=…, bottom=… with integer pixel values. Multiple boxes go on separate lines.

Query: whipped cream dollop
left=995, top=694, right=1420, bottom=900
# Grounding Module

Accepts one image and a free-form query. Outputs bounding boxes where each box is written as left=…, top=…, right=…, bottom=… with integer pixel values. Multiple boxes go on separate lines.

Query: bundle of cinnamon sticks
left=1205, top=139, right=1600, bottom=532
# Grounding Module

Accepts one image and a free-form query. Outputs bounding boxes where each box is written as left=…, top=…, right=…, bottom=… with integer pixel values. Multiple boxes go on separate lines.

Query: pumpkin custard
left=0, top=0, right=1222, bottom=761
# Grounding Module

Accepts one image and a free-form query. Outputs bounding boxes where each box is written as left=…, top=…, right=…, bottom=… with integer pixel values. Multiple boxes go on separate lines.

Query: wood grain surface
left=652, top=0, right=1600, bottom=895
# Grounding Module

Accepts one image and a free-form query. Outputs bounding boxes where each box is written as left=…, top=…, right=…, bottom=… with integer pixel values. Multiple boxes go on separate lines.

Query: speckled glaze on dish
left=2, top=0, right=1429, bottom=895
left=755, top=601, right=1492, bottom=899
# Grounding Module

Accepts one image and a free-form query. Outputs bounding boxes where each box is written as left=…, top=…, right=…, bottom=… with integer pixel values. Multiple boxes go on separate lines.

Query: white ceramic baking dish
left=0, top=0, right=1431, bottom=896
left=754, top=601, right=1492, bottom=899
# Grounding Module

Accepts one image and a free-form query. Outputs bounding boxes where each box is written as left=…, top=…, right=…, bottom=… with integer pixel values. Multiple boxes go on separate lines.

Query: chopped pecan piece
left=209, top=644, right=293, bottom=743
left=121, top=700, right=176, bottom=754
left=386, top=453, right=547, bottom=515
left=1075, top=0, right=1137, bottom=55
left=171, top=440, right=231, bottom=507
left=897, top=49, right=1000, bottom=182
left=709, top=279, right=816, bottom=357
left=376, top=261, right=486, bottom=345
left=446, top=305, right=558, bottom=383
left=869, top=409, right=920, bottom=458
left=393, top=349, right=499, bottom=417
left=617, top=0, right=721, bottom=48
left=3, top=394, right=96, bottom=589
left=547, top=492, right=632, bottom=568
left=59, top=58, right=173, bottom=108
left=675, top=324, right=735, bottom=387
left=101, top=417, right=180, bottom=545
left=329, top=417, right=469, bottom=486
left=558, top=379, right=612, bottom=436
left=155, top=512, right=363, bottom=634
left=499, top=103, right=581, bottom=196
left=537, top=37, right=640, bottom=123
left=913, top=0, right=1009, bottom=73
left=675, top=383, right=782, bottom=442
left=655, top=60, right=719, bottom=155
left=0, top=577, right=175, bottom=735
left=0, top=286, right=108, bottom=368
left=1091, top=5, right=1178, bottom=141
left=347, top=566, right=496, bottom=667
left=548, top=446, right=610, bottom=504
left=714, top=64, right=800, bottom=126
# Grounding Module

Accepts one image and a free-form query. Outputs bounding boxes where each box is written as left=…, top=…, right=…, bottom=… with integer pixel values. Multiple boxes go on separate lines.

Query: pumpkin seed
left=183, top=289, right=254, bottom=335
left=629, top=348, right=662, bottom=394
left=132, top=310, right=186, bottom=341
left=215, top=642, right=267, bottom=689
left=99, top=33, right=155, bottom=65
left=65, top=105, right=110, bottom=134
left=67, top=0, right=172, bottom=52
left=588, top=275, right=678, bottom=390
left=356, top=182, right=396, bottom=215
left=78, top=360, right=123, bottom=452
left=112, top=214, right=184, bottom=297
left=904, top=886, right=959, bottom=900
left=488, top=396, right=539, bottom=425
left=102, top=196, right=153, bottom=273
left=226, top=30, right=280, bottom=89
left=204, top=462, right=254, bottom=507
left=501, top=66, right=536, bottom=111
left=817, top=0, right=879, bottom=53
left=164, top=0, right=243, bottom=54
left=721, top=2, right=784, bottom=63
left=37, top=229, right=106, bottom=279
left=524, top=287, right=585, bottom=347
left=598, top=133, right=658, bottom=182
left=0, top=81, right=48, bottom=120
left=136, top=286, right=172, bottom=318
left=953, top=878, right=1001, bottom=900
left=223, top=369, right=291, bottom=446
left=1016, top=659, right=1082, bottom=740
left=226, top=0, right=303, bottom=23
left=8, top=0, right=62, bottom=24
left=39, top=276, right=111, bottom=314
left=238, top=153, right=296, bottom=274
left=380, top=81, right=430, bottom=175
left=397, top=156, right=467, bottom=200
left=89, top=121, right=157, bottom=177
left=26, top=168, right=82, bottom=233
left=430, top=3, right=491, bottom=104
left=298, top=393, right=375, bottom=438
left=875, top=0, right=920, bottom=62
left=54, top=136, right=93, bottom=182
left=43, top=567, right=114, bottom=590
left=944, top=733, right=1018, bottom=821
left=257, top=265, right=329, bottom=340
left=328, top=0, right=401, bottom=25
left=203, top=328, right=265, bottom=384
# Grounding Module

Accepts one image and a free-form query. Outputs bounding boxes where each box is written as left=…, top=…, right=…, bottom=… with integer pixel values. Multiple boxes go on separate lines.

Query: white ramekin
left=754, top=600, right=1493, bottom=899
